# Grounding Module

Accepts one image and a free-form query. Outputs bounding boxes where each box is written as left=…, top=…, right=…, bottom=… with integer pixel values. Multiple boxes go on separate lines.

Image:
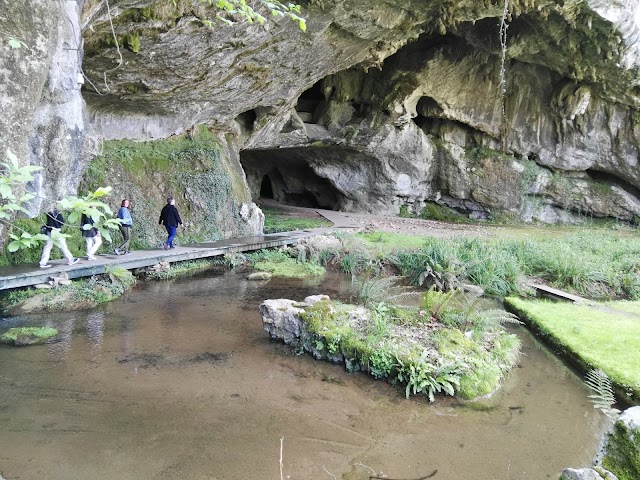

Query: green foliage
left=6, top=37, right=27, bottom=49
left=254, top=258, right=325, bottom=277
left=398, top=205, right=411, bottom=218
left=175, top=0, right=306, bottom=29
left=2, top=270, right=135, bottom=312
left=419, top=203, right=468, bottom=222
left=262, top=207, right=331, bottom=234
left=351, top=275, right=420, bottom=308
left=395, top=351, right=460, bottom=401
left=247, top=249, right=324, bottom=277
left=389, top=231, right=640, bottom=299
left=585, top=369, right=620, bottom=420
left=123, top=33, right=141, bottom=53
left=297, top=287, right=521, bottom=402
left=1, top=149, right=120, bottom=255
left=368, top=345, right=396, bottom=379
left=223, top=252, right=248, bottom=268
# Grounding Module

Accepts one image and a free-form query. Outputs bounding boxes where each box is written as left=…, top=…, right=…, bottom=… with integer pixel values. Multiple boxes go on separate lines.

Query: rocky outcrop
left=601, top=407, right=640, bottom=479
left=1, top=0, right=91, bottom=214
left=5, top=0, right=640, bottom=230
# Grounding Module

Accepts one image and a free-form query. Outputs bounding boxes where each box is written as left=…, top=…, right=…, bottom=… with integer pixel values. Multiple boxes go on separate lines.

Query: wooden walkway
left=0, top=228, right=338, bottom=291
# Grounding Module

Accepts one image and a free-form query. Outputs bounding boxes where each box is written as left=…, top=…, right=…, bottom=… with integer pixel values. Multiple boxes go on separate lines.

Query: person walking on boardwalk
left=115, top=199, right=132, bottom=255
left=39, top=207, right=80, bottom=268
left=159, top=196, right=182, bottom=250
left=81, top=213, right=102, bottom=260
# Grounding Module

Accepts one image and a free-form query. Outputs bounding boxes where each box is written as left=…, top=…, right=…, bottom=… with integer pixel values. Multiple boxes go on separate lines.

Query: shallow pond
left=0, top=270, right=606, bottom=479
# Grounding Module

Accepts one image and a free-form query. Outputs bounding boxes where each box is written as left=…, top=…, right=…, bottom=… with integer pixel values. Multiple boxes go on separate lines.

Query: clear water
left=0, top=270, right=606, bottom=479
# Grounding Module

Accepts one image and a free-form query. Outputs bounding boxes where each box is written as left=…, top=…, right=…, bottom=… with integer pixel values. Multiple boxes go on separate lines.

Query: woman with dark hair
left=158, top=196, right=182, bottom=249
left=115, top=199, right=133, bottom=255
left=39, top=206, right=80, bottom=268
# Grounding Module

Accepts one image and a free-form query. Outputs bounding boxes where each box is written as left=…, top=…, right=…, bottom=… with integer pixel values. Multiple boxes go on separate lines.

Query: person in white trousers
left=39, top=209, right=80, bottom=268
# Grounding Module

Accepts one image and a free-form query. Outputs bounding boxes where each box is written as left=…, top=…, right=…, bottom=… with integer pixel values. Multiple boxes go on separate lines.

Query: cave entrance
left=241, top=147, right=348, bottom=210
left=296, top=80, right=324, bottom=124
left=260, top=174, right=274, bottom=199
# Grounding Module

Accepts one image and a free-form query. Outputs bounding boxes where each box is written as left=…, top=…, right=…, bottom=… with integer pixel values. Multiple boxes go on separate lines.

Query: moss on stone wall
left=602, top=420, right=640, bottom=480
left=81, top=126, right=256, bottom=249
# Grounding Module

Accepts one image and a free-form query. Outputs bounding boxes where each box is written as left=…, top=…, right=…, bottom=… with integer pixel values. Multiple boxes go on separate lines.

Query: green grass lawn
left=262, top=207, right=332, bottom=233
left=357, top=231, right=428, bottom=251
left=505, top=297, right=640, bottom=402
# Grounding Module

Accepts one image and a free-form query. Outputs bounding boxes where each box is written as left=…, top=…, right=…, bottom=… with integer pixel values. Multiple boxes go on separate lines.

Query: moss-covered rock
left=260, top=295, right=521, bottom=402
left=0, top=327, right=58, bottom=346
left=602, top=407, right=640, bottom=480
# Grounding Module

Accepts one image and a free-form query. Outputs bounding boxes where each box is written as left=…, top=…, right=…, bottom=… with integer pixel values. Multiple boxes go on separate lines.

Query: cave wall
left=4, top=0, right=640, bottom=235
left=80, top=127, right=262, bottom=246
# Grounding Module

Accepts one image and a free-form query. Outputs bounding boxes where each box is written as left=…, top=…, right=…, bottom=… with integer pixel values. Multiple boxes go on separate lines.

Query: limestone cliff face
left=5, top=0, right=640, bottom=231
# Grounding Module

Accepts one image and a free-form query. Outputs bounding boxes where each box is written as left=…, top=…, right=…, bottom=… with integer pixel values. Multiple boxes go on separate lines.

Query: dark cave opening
left=235, top=109, right=257, bottom=134
left=296, top=80, right=324, bottom=124
left=586, top=169, right=640, bottom=198
left=260, top=174, right=274, bottom=199
left=240, top=147, right=352, bottom=211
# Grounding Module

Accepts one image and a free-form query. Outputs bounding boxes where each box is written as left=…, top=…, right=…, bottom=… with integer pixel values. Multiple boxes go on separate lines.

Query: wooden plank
left=0, top=229, right=332, bottom=291
left=528, top=283, right=589, bottom=303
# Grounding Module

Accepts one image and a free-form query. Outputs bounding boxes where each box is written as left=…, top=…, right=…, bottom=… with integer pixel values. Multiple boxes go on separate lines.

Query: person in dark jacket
left=81, top=213, right=102, bottom=260
left=39, top=207, right=80, bottom=268
left=158, top=196, right=183, bottom=250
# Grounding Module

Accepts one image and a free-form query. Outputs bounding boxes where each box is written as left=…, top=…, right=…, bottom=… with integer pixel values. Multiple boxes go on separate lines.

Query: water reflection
left=0, top=271, right=606, bottom=480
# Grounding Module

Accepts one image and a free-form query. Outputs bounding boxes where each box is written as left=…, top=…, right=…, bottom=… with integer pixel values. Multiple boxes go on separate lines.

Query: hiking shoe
left=39, top=264, right=52, bottom=268
left=68, top=258, right=80, bottom=266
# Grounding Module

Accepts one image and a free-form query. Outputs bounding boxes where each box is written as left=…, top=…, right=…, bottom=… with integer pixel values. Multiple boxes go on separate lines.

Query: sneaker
left=114, top=248, right=121, bottom=255
left=163, top=243, right=169, bottom=250
left=169, top=245, right=175, bottom=249
left=124, top=251, right=132, bottom=256
left=87, top=255, right=97, bottom=261
left=39, top=264, right=52, bottom=268
left=68, top=258, right=80, bottom=266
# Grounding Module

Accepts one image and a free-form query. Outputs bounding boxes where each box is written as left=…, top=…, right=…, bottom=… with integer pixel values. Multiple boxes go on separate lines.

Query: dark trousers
left=165, top=226, right=177, bottom=247
left=118, top=225, right=131, bottom=252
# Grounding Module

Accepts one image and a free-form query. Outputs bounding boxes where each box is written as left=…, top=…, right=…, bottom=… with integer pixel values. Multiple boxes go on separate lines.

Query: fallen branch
left=370, top=470, right=437, bottom=480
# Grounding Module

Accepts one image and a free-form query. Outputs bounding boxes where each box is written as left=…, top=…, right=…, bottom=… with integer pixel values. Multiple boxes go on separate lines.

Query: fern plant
left=421, top=288, right=458, bottom=321
left=351, top=275, right=420, bottom=308
left=585, top=369, right=620, bottom=420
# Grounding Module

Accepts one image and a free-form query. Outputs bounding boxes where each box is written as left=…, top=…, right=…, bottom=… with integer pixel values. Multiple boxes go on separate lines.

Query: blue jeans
left=165, top=226, right=177, bottom=247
